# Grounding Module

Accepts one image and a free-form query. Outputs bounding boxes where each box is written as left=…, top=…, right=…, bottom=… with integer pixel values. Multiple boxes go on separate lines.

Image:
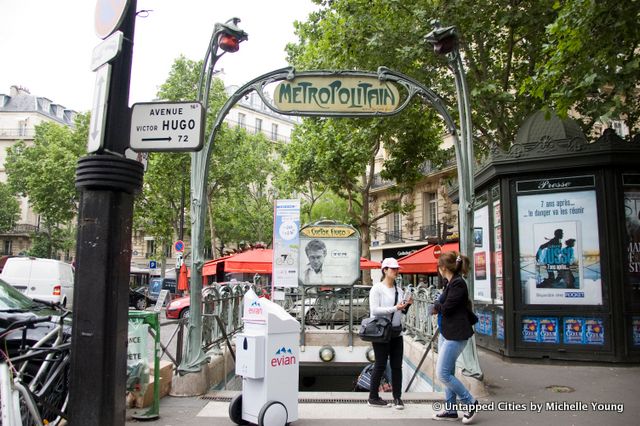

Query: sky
left=0, top=0, right=318, bottom=112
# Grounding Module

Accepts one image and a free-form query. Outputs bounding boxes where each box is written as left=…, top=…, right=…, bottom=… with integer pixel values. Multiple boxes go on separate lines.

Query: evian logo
left=248, top=300, right=263, bottom=316
left=271, top=347, right=296, bottom=367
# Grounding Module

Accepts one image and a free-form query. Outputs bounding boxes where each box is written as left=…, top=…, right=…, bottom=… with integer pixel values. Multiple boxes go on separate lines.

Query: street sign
left=174, top=240, right=184, bottom=252
left=130, top=101, right=205, bottom=152
left=95, top=0, right=129, bottom=39
left=87, top=64, right=111, bottom=153
left=149, top=260, right=157, bottom=269
left=433, top=245, right=442, bottom=259
left=91, top=31, right=123, bottom=71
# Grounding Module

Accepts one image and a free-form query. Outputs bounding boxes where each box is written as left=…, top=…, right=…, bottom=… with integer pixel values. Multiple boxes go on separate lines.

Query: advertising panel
left=474, top=205, right=492, bottom=301
left=517, top=189, right=602, bottom=305
left=273, top=200, right=301, bottom=288
left=298, top=224, right=360, bottom=286
left=633, top=317, right=640, bottom=347
left=623, top=191, right=640, bottom=292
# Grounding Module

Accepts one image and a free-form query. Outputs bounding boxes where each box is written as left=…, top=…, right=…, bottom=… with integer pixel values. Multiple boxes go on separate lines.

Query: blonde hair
left=437, top=251, right=470, bottom=276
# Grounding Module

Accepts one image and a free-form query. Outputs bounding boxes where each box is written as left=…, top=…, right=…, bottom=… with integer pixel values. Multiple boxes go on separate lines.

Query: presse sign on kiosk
left=230, top=289, right=300, bottom=425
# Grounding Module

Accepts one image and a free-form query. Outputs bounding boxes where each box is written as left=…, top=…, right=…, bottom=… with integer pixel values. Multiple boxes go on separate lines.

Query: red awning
left=202, top=254, right=234, bottom=277
left=225, top=249, right=274, bottom=274
left=360, top=257, right=381, bottom=270
left=397, top=242, right=459, bottom=274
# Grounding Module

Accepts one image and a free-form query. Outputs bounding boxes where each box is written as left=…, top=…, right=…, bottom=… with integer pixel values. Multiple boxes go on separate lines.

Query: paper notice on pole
left=273, top=199, right=300, bottom=288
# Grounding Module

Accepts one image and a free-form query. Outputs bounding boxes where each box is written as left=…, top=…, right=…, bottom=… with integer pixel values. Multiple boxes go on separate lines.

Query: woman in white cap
left=367, top=257, right=412, bottom=409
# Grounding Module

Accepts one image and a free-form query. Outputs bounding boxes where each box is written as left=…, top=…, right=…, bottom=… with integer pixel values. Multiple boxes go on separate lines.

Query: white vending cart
left=230, top=289, right=300, bottom=426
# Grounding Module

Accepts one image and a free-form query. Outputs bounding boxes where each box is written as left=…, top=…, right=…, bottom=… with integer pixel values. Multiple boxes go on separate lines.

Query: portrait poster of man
left=517, top=189, right=602, bottom=305
left=298, top=236, right=360, bottom=286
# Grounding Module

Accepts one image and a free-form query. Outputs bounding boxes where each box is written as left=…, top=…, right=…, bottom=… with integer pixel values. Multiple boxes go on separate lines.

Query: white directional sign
left=91, top=31, right=123, bottom=71
left=87, top=64, right=111, bottom=153
left=130, top=101, right=205, bottom=152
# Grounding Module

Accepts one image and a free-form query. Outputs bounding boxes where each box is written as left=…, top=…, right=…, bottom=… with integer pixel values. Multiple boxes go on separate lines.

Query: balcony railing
left=0, top=224, right=39, bottom=235
left=420, top=224, right=439, bottom=240
left=0, top=128, right=35, bottom=139
left=385, top=230, right=402, bottom=243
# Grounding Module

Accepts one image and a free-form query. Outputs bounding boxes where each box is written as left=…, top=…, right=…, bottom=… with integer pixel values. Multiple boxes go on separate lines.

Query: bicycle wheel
left=35, top=354, right=70, bottom=425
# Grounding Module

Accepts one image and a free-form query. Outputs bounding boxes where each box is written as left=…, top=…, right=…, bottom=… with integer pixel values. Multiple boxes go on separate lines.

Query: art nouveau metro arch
left=181, top=65, right=480, bottom=377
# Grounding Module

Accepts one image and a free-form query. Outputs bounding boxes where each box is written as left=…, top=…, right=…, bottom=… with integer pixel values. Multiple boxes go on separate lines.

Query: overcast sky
left=0, top=0, right=317, bottom=112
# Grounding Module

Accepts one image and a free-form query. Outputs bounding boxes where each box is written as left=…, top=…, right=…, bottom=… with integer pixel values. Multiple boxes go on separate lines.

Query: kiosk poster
left=473, top=205, right=492, bottom=301
left=539, top=317, right=559, bottom=343
left=298, top=224, right=360, bottom=286
left=584, top=318, right=605, bottom=345
left=517, top=190, right=602, bottom=305
left=624, top=191, right=640, bottom=291
left=632, top=317, right=640, bottom=347
left=273, top=199, right=300, bottom=288
left=564, top=318, right=585, bottom=344
left=496, top=313, right=504, bottom=340
left=522, top=317, right=540, bottom=343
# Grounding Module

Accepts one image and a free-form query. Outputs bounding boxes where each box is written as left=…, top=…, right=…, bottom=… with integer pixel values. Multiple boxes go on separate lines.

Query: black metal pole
left=69, top=1, right=142, bottom=424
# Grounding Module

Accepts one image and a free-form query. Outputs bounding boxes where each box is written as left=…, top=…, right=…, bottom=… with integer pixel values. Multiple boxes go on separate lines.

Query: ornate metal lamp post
left=426, top=21, right=482, bottom=378
left=180, top=18, right=248, bottom=373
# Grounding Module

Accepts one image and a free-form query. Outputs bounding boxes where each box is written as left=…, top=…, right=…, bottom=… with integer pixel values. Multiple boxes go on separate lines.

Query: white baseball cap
left=381, top=257, right=400, bottom=269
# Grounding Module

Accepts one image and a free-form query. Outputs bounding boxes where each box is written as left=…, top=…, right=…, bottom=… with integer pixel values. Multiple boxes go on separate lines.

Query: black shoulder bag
left=359, top=285, right=399, bottom=343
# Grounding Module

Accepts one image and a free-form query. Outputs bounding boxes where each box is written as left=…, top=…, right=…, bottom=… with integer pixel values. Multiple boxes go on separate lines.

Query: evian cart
left=229, top=289, right=300, bottom=426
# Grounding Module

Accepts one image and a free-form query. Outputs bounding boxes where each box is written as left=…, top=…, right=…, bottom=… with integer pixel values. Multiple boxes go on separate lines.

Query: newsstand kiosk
left=229, top=289, right=300, bottom=426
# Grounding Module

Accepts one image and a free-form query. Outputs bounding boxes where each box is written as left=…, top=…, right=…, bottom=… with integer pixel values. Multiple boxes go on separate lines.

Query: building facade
left=0, top=85, right=77, bottom=257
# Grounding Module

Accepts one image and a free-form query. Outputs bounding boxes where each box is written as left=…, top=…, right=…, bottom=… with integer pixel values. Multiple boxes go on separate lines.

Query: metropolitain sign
left=274, top=75, right=401, bottom=114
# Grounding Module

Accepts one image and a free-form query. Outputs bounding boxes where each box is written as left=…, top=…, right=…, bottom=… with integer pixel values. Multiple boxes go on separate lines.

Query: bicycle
left=0, top=300, right=72, bottom=425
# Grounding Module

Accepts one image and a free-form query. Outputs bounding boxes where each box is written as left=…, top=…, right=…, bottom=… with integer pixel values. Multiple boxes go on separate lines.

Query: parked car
left=129, top=286, right=152, bottom=310
left=165, top=295, right=190, bottom=319
left=0, top=277, right=69, bottom=358
left=0, top=257, right=74, bottom=306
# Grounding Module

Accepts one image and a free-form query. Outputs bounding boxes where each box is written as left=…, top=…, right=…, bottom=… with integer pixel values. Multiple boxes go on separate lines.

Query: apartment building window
left=255, top=118, right=262, bottom=135
left=238, top=113, right=246, bottom=129
left=145, top=240, right=155, bottom=258
left=271, top=123, right=279, bottom=140
left=388, top=212, right=402, bottom=242
left=3, top=240, right=11, bottom=255
left=422, top=192, right=438, bottom=238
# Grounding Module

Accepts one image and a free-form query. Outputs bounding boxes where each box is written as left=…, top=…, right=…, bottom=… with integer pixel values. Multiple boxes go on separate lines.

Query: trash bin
left=229, top=289, right=300, bottom=426
left=128, top=310, right=161, bottom=421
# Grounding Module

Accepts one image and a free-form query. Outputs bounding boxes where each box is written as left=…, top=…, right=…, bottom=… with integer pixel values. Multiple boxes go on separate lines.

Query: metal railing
left=0, top=128, right=35, bottom=138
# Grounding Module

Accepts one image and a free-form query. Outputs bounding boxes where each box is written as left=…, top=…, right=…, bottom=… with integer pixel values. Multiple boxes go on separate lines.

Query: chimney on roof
left=10, top=85, right=31, bottom=96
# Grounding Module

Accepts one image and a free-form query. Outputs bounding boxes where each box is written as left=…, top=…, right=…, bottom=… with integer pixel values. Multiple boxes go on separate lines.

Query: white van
left=0, top=257, right=74, bottom=306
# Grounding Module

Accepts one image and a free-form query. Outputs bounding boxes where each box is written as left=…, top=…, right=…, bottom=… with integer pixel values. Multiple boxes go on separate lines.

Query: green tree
left=0, top=182, right=20, bottom=233
left=5, top=114, right=88, bottom=257
left=523, top=0, right=640, bottom=135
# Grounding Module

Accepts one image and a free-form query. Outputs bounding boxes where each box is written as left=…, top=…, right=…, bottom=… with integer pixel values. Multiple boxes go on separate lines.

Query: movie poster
left=539, top=317, right=559, bottom=344
left=522, top=317, right=539, bottom=343
left=474, top=205, right=492, bottom=301
left=564, top=318, right=584, bottom=344
left=624, top=191, right=640, bottom=292
left=632, top=317, right=640, bottom=347
left=496, top=312, right=504, bottom=340
left=584, top=318, right=605, bottom=345
left=518, top=190, right=602, bottom=305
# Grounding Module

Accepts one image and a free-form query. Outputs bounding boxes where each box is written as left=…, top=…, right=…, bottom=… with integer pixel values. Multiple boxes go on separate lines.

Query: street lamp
left=180, top=18, right=247, bottom=374
left=426, top=21, right=481, bottom=379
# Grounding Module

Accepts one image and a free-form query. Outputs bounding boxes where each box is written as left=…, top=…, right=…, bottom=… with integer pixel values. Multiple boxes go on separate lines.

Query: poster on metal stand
left=272, top=200, right=301, bottom=297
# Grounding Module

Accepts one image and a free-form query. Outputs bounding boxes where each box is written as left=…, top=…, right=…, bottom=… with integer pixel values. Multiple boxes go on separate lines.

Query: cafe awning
left=360, top=257, right=381, bottom=270
left=397, top=242, right=459, bottom=274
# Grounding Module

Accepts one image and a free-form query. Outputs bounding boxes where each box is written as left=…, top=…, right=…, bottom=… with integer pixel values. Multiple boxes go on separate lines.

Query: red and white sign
left=433, top=244, right=442, bottom=259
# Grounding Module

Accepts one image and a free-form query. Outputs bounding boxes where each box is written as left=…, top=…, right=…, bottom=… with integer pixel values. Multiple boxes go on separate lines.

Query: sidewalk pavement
left=126, top=348, right=640, bottom=425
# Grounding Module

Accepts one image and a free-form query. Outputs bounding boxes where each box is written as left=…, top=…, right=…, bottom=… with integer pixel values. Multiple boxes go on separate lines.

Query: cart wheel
left=229, top=394, right=247, bottom=425
left=258, top=401, right=288, bottom=426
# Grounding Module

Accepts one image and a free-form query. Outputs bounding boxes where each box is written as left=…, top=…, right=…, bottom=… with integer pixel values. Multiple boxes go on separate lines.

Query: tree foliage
left=523, top=0, right=640, bottom=135
left=5, top=113, right=88, bottom=257
left=0, top=182, right=20, bottom=233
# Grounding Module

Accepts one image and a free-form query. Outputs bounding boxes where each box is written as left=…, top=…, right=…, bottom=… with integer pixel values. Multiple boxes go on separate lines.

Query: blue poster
left=496, top=313, right=504, bottom=340
left=633, top=317, right=640, bottom=347
left=539, top=317, right=559, bottom=343
left=522, top=317, right=539, bottom=343
left=482, top=311, right=493, bottom=336
left=564, top=318, right=584, bottom=344
left=584, top=318, right=605, bottom=345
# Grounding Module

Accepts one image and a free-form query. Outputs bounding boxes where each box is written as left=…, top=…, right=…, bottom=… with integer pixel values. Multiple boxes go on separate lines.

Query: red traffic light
left=219, top=33, right=240, bottom=53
